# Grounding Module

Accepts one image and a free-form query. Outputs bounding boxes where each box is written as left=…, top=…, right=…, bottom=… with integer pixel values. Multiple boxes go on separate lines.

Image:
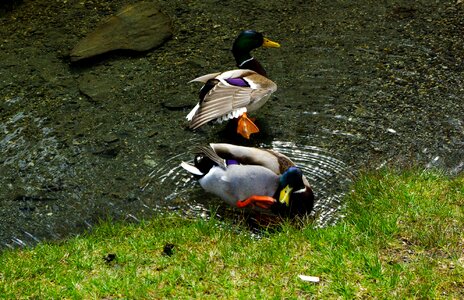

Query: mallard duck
left=186, top=30, right=280, bottom=139
left=180, top=143, right=314, bottom=217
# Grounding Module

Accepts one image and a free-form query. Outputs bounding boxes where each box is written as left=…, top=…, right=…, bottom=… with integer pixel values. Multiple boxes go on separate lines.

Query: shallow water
left=1, top=0, right=463, bottom=248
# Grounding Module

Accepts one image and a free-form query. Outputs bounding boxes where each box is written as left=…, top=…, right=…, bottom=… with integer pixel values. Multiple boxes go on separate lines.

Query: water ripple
left=268, top=141, right=354, bottom=227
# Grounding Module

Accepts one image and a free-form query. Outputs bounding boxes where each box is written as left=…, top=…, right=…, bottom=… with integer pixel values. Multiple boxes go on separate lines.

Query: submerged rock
left=78, top=73, right=115, bottom=103
left=70, top=2, right=172, bottom=62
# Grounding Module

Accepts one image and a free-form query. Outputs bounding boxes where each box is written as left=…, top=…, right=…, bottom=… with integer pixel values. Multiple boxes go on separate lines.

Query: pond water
left=1, top=0, right=463, bottom=249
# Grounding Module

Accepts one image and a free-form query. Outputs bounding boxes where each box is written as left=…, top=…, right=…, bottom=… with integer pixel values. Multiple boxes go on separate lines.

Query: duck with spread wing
left=186, top=30, right=280, bottom=139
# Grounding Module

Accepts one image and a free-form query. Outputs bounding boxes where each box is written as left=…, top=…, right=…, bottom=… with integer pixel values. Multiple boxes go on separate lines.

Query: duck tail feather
left=180, top=161, right=204, bottom=176
left=194, top=145, right=226, bottom=169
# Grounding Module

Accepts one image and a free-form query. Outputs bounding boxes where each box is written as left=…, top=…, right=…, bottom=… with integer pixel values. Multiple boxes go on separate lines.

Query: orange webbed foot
left=236, top=195, right=276, bottom=209
left=237, top=112, right=259, bottom=139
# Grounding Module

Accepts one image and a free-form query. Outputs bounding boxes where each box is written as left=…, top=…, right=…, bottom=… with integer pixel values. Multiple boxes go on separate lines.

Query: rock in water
left=70, top=2, right=172, bottom=62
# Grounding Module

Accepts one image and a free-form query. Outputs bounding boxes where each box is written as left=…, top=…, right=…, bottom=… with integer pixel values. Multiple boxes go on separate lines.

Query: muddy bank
left=1, top=0, right=463, bottom=248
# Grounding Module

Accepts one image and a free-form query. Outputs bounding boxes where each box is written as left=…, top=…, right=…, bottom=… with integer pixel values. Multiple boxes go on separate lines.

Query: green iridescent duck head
left=231, top=30, right=280, bottom=77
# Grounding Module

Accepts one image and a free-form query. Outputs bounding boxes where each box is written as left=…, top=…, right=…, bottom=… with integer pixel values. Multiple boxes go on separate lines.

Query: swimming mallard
left=186, top=30, right=280, bottom=139
left=180, top=143, right=314, bottom=217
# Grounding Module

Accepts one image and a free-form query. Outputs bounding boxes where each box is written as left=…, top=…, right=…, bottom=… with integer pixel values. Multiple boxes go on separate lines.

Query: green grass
left=1, top=169, right=463, bottom=299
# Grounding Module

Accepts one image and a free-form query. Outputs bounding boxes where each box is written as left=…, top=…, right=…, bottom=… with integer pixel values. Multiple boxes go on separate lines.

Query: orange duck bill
left=236, top=195, right=276, bottom=209
left=237, top=112, right=260, bottom=139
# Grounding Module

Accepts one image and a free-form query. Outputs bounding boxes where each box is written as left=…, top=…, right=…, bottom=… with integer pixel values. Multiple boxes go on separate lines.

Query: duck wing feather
left=210, top=143, right=296, bottom=174
left=189, top=81, right=254, bottom=129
